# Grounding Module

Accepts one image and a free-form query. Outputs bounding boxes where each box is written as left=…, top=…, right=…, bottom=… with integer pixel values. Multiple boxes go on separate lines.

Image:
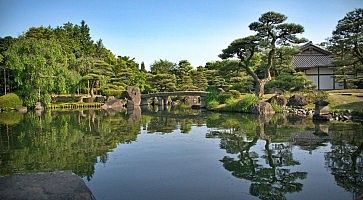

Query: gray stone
left=287, top=95, right=308, bottom=107
left=107, top=96, right=116, bottom=101
left=0, top=171, right=95, bottom=200
left=17, top=106, right=27, bottom=113
left=268, top=95, right=287, bottom=107
left=101, top=99, right=125, bottom=110
left=34, top=102, right=44, bottom=111
left=313, top=114, right=333, bottom=121
left=250, top=102, right=275, bottom=115
left=126, top=86, right=141, bottom=106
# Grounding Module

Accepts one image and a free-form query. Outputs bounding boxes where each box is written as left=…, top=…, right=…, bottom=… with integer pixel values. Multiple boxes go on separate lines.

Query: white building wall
left=319, top=75, right=334, bottom=90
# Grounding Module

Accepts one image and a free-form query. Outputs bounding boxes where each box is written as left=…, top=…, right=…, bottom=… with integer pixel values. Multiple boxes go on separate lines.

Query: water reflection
left=206, top=114, right=307, bottom=199
left=0, top=108, right=362, bottom=199
left=0, top=110, right=145, bottom=179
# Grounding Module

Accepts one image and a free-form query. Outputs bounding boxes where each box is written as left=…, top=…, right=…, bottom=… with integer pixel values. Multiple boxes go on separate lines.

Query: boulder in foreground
left=0, top=171, right=95, bottom=200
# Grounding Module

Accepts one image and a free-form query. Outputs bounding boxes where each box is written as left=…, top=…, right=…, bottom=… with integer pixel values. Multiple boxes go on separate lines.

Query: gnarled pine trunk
left=255, top=79, right=266, bottom=98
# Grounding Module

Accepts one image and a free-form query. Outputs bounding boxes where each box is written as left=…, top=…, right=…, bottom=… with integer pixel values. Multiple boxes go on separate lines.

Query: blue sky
left=0, top=0, right=362, bottom=68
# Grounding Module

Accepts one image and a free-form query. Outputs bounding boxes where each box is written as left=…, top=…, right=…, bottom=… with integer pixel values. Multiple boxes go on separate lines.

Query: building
left=293, top=42, right=344, bottom=90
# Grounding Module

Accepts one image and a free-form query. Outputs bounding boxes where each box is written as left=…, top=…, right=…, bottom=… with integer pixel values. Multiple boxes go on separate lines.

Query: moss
left=0, top=93, right=23, bottom=110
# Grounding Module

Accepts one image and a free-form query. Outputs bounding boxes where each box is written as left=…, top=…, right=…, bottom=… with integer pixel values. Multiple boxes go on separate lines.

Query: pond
left=0, top=108, right=362, bottom=200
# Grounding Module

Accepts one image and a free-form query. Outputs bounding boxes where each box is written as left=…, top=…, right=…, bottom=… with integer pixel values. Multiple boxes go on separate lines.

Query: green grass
left=328, top=93, right=363, bottom=112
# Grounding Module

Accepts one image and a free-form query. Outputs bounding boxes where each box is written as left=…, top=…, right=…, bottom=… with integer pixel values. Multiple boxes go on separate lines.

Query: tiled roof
left=293, top=42, right=334, bottom=69
left=293, top=55, right=334, bottom=68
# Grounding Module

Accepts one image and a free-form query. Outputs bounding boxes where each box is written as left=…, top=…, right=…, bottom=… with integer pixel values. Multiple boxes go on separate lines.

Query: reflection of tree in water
left=207, top=114, right=307, bottom=200
left=0, top=110, right=143, bottom=179
left=325, top=123, right=363, bottom=199
left=143, top=108, right=206, bottom=134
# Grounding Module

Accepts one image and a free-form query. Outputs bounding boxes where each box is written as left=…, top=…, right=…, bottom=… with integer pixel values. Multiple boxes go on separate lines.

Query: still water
left=0, top=108, right=362, bottom=200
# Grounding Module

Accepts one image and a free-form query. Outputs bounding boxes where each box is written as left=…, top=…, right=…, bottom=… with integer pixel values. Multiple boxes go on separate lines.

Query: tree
left=220, top=11, right=306, bottom=97
left=0, top=36, right=16, bottom=95
left=150, top=59, right=176, bottom=75
left=147, top=73, right=177, bottom=92
left=328, top=8, right=363, bottom=88
left=5, top=38, right=70, bottom=106
left=140, top=61, right=147, bottom=72
left=175, top=60, right=195, bottom=90
left=82, top=60, right=113, bottom=98
left=192, top=67, right=208, bottom=91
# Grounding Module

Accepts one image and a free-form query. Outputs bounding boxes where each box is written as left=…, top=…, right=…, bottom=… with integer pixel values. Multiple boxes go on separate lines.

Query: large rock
left=0, top=171, right=95, bottom=200
left=101, top=99, right=125, bottom=110
left=250, top=102, right=275, bottom=115
left=268, top=95, right=287, bottom=107
left=17, top=106, right=27, bottom=113
left=126, top=86, right=141, bottom=106
left=287, top=95, right=308, bottom=107
left=34, top=102, right=44, bottom=111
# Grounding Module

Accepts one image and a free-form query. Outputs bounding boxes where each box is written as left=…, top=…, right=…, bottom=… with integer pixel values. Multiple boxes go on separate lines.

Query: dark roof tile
left=293, top=55, right=334, bottom=68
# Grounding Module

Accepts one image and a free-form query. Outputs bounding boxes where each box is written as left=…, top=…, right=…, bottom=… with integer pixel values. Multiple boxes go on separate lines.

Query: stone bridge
left=141, top=91, right=209, bottom=107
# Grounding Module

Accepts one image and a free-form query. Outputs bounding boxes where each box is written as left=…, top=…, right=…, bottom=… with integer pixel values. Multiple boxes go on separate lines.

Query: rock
left=287, top=95, right=308, bottom=107
left=313, top=114, right=333, bottom=121
left=101, top=99, right=125, bottom=110
left=191, top=104, right=202, bottom=109
left=342, top=115, right=351, bottom=121
left=269, top=87, right=283, bottom=95
left=315, top=100, right=329, bottom=106
left=250, top=102, right=275, bottom=115
left=268, top=95, right=287, bottom=107
left=95, top=96, right=106, bottom=102
left=0, top=171, right=95, bottom=200
left=17, top=106, right=27, bottom=113
left=107, top=96, right=115, bottom=101
left=126, top=86, right=141, bottom=106
left=34, top=102, right=44, bottom=111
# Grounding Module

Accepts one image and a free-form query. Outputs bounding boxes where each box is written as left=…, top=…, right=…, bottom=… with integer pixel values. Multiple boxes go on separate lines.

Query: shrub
left=265, top=72, right=316, bottom=92
left=218, top=93, right=233, bottom=104
left=225, top=97, right=239, bottom=109
left=0, top=93, right=23, bottom=110
left=228, top=90, right=241, bottom=99
left=207, top=100, right=220, bottom=109
left=305, top=90, right=328, bottom=103
left=271, top=102, right=284, bottom=113
left=206, top=87, right=219, bottom=103
left=238, top=94, right=259, bottom=112
left=230, top=76, right=254, bottom=93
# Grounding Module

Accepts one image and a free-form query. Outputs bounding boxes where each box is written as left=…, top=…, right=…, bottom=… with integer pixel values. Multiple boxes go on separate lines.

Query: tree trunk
left=255, top=79, right=266, bottom=98
left=3, top=68, right=6, bottom=95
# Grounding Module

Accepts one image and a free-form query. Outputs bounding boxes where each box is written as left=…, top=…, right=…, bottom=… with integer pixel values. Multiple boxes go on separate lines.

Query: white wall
left=319, top=75, right=334, bottom=90
left=305, top=67, right=334, bottom=75
left=306, top=75, right=318, bottom=87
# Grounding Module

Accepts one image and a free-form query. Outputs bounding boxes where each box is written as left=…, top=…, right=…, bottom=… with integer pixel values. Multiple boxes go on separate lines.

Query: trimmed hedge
left=0, top=93, right=23, bottom=110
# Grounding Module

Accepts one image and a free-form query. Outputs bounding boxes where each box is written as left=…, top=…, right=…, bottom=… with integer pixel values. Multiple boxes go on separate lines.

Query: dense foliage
left=0, top=93, right=23, bottom=110
left=327, top=8, right=363, bottom=88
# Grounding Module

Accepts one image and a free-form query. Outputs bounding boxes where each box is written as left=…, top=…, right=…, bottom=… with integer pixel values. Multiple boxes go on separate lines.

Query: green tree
left=5, top=38, right=69, bottom=106
left=328, top=8, right=363, bottom=88
left=147, top=73, right=177, bottom=92
left=191, top=67, right=208, bottom=91
left=0, top=36, right=16, bottom=95
left=82, top=60, right=113, bottom=98
left=140, top=61, right=147, bottom=72
left=220, top=12, right=306, bottom=97
left=150, top=59, right=176, bottom=75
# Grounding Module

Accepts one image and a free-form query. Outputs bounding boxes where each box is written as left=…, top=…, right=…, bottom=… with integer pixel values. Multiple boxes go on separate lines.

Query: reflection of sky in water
left=0, top=110, right=362, bottom=200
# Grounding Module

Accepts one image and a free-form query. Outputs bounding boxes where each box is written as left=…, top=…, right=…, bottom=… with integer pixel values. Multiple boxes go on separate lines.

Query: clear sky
left=0, top=0, right=362, bottom=68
